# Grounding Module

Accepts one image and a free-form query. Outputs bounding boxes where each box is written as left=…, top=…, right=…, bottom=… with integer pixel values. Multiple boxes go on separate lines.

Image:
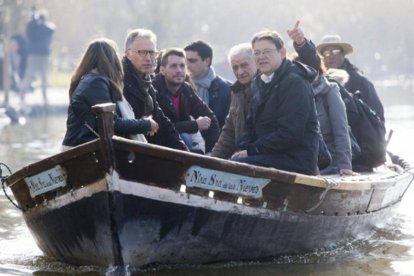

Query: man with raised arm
left=316, top=34, right=384, bottom=121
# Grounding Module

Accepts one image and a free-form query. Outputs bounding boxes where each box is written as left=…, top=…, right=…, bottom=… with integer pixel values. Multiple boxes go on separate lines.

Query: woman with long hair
left=62, top=38, right=158, bottom=148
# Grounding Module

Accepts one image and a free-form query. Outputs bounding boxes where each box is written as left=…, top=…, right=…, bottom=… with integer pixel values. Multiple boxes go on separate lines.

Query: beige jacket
left=211, top=81, right=253, bottom=159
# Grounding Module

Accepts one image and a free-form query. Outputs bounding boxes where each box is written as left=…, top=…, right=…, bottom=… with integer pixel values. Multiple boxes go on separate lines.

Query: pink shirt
left=170, top=94, right=181, bottom=118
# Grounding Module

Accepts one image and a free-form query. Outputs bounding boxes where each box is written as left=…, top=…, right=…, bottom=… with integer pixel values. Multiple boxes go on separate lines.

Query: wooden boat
left=5, top=104, right=414, bottom=267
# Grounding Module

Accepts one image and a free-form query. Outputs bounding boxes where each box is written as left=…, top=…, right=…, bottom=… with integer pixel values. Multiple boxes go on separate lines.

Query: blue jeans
left=180, top=133, right=193, bottom=151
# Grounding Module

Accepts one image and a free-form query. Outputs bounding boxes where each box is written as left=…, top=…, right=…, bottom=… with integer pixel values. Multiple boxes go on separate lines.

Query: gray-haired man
left=210, top=43, right=257, bottom=159
left=122, top=28, right=187, bottom=150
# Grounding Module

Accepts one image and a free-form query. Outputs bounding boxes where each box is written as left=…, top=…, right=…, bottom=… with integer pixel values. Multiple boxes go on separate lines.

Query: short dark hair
left=251, top=30, right=284, bottom=50
left=184, top=40, right=213, bottom=66
left=161, top=48, right=185, bottom=67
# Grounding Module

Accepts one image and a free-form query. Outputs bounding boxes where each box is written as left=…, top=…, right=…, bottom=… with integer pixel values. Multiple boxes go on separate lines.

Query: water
left=0, top=105, right=413, bottom=275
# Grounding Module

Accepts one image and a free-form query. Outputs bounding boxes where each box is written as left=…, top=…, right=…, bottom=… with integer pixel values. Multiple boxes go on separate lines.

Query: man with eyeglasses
left=184, top=40, right=232, bottom=128
left=152, top=48, right=220, bottom=154
left=317, top=34, right=384, bottom=121
left=231, top=30, right=319, bottom=175
left=211, top=21, right=320, bottom=160
left=122, top=28, right=187, bottom=151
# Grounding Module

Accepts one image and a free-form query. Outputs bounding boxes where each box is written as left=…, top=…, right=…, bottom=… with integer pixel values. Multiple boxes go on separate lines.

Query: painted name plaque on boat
left=185, top=166, right=270, bottom=198
left=25, top=165, right=67, bottom=198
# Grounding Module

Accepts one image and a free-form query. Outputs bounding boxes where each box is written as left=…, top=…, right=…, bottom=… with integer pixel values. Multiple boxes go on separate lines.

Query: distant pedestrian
left=20, top=8, right=55, bottom=104
left=9, top=34, right=28, bottom=91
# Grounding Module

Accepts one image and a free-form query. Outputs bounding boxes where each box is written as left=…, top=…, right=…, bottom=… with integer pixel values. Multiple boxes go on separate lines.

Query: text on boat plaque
left=185, top=166, right=270, bottom=198
left=25, top=165, right=67, bottom=198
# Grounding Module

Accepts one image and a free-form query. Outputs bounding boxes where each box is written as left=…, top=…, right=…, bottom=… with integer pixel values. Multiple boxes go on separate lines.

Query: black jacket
left=62, top=73, right=151, bottom=146
left=341, top=58, right=385, bottom=121
left=122, top=58, right=187, bottom=151
left=294, top=38, right=321, bottom=72
left=238, top=59, right=319, bottom=175
left=153, top=74, right=220, bottom=153
left=207, top=75, right=232, bottom=128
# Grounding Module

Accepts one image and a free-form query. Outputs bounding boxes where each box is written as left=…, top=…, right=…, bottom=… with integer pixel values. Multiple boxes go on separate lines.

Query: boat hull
left=6, top=106, right=413, bottom=267
left=23, top=174, right=396, bottom=267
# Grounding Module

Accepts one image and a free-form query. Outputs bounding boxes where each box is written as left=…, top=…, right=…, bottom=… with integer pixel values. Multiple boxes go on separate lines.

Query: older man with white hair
left=210, top=43, right=257, bottom=159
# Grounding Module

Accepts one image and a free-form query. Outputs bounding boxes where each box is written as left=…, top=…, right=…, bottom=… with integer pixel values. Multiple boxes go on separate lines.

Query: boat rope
left=0, top=162, right=21, bottom=210
left=85, top=122, right=100, bottom=138
left=306, top=177, right=339, bottom=213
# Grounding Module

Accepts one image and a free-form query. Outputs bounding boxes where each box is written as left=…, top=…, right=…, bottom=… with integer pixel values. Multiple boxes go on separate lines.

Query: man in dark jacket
left=20, top=9, right=55, bottom=104
left=122, top=28, right=187, bottom=151
left=316, top=34, right=385, bottom=121
left=184, top=40, right=231, bottom=128
left=232, top=30, right=319, bottom=175
left=152, top=48, right=220, bottom=153
left=212, top=21, right=321, bottom=160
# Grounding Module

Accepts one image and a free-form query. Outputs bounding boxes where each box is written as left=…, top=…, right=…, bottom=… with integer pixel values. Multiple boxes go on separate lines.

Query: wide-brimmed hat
left=316, top=34, right=353, bottom=55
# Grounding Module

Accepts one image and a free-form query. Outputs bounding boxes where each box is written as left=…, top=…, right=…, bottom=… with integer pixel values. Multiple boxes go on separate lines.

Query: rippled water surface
left=0, top=105, right=413, bottom=275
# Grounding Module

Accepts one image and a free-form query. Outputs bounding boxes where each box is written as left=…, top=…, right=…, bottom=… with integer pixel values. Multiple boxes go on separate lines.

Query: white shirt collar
left=261, top=72, right=274, bottom=83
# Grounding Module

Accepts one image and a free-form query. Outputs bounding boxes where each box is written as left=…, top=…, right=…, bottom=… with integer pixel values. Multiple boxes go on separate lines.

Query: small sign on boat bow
left=25, top=165, right=67, bottom=198
left=185, top=166, right=270, bottom=198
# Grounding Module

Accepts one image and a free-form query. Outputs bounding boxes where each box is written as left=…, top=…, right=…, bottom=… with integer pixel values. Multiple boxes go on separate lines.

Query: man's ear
left=204, top=57, right=212, bottom=67
left=281, top=47, right=287, bottom=58
left=125, top=49, right=131, bottom=59
left=160, top=66, right=166, bottom=75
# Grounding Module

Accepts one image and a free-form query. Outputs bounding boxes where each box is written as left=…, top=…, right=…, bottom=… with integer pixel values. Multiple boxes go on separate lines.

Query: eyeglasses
left=322, top=49, right=343, bottom=57
left=130, top=49, right=158, bottom=58
left=254, top=48, right=277, bottom=57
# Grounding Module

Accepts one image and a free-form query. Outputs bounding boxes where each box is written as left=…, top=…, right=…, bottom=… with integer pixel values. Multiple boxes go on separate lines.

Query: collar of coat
left=341, top=58, right=362, bottom=74
left=153, top=73, right=194, bottom=99
left=122, top=57, right=152, bottom=95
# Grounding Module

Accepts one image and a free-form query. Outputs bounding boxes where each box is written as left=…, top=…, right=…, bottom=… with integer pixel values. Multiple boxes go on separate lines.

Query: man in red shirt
left=152, top=48, right=220, bottom=154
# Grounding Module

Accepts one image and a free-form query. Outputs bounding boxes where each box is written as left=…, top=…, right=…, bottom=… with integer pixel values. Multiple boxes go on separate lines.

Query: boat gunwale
left=6, top=135, right=412, bottom=193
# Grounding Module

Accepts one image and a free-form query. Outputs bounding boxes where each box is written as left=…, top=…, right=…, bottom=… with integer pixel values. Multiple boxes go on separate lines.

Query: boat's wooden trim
left=294, top=170, right=407, bottom=191
left=24, top=177, right=108, bottom=218
left=112, top=137, right=298, bottom=183
left=6, top=104, right=413, bottom=216
left=6, top=140, right=101, bottom=186
left=112, top=136, right=409, bottom=191
left=93, top=104, right=116, bottom=173
left=6, top=141, right=107, bottom=211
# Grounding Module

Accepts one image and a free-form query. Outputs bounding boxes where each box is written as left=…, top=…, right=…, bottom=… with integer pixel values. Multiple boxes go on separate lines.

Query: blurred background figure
left=19, top=7, right=55, bottom=105
left=9, top=33, right=28, bottom=92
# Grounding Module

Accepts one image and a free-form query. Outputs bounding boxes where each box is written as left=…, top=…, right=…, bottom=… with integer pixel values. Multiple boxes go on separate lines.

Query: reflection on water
left=0, top=111, right=413, bottom=275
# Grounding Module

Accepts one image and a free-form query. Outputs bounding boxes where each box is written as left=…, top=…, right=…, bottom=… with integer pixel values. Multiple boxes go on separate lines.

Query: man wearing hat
left=317, top=35, right=384, bottom=121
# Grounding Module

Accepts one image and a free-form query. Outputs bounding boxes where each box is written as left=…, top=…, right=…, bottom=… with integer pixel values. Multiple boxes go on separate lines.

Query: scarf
left=312, top=75, right=331, bottom=97
left=193, top=67, right=216, bottom=105
left=117, top=99, right=148, bottom=143
left=122, top=57, right=154, bottom=116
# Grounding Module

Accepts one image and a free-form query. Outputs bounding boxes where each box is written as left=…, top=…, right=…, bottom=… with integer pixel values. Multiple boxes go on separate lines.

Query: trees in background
left=4, top=0, right=414, bottom=80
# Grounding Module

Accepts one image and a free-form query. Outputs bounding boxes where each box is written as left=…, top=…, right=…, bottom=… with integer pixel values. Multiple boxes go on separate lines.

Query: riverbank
left=0, top=87, right=68, bottom=125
